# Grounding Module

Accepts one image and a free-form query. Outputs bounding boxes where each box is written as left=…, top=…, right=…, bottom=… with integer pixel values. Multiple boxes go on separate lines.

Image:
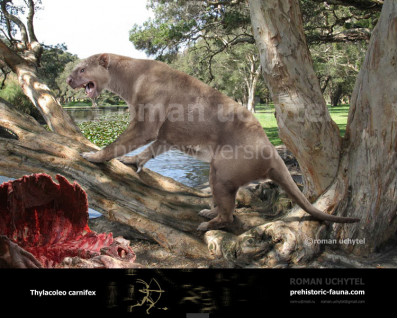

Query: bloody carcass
left=0, top=173, right=138, bottom=268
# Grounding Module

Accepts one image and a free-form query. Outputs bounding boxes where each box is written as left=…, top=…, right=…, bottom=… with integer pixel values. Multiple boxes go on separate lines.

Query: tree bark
left=249, top=0, right=342, bottom=200
left=0, top=40, right=81, bottom=139
left=331, top=0, right=396, bottom=256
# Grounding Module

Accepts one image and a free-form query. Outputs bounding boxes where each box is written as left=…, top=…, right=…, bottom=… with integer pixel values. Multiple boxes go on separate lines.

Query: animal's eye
left=80, top=68, right=85, bottom=73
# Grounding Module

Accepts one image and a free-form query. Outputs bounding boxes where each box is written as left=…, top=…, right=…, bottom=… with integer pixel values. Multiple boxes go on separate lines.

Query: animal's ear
left=98, top=54, right=110, bottom=69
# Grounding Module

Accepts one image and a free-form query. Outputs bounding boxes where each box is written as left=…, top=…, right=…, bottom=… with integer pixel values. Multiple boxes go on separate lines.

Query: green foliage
left=0, top=77, right=44, bottom=122
left=0, top=79, right=32, bottom=109
left=129, top=0, right=252, bottom=62
left=170, top=41, right=268, bottom=107
left=130, top=0, right=378, bottom=61
left=300, top=1, right=379, bottom=44
left=130, top=18, right=198, bottom=60
left=38, top=44, right=78, bottom=94
left=130, top=0, right=377, bottom=106
left=78, top=114, right=129, bottom=147
left=311, top=42, right=367, bottom=104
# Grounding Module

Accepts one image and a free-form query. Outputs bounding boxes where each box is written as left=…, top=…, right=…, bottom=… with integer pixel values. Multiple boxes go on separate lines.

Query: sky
left=33, top=0, right=153, bottom=59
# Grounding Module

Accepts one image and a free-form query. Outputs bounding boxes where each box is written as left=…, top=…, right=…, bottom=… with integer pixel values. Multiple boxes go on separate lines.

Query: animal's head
left=66, top=54, right=111, bottom=99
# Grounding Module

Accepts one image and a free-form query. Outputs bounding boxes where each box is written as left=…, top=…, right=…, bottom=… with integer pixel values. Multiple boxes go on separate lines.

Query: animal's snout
left=66, top=76, right=74, bottom=87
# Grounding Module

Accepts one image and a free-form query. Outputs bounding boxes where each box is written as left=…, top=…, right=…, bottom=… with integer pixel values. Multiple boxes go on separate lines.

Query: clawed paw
left=118, top=156, right=144, bottom=173
left=118, top=156, right=134, bottom=164
left=81, top=152, right=104, bottom=163
left=198, top=209, right=217, bottom=219
left=197, top=222, right=210, bottom=232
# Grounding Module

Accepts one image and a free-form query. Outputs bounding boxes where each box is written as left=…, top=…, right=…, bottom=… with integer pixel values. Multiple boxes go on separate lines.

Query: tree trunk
left=245, top=57, right=262, bottom=113
left=330, top=83, right=343, bottom=106
left=0, top=41, right=81, bottom=140
left=331, top=0, right=397, bottom=256
left=249, top=0, right=342, bottom=200
left=200, top=0, right=395, bottom=266
left=246, top=85, right=256, bottom=113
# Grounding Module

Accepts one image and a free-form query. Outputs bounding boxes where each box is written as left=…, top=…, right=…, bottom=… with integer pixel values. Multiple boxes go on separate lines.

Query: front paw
left=118, top=155, right=137, bottom=165
left=81, top=151, right=105, bottom=163
left=118, top=156, right=143, bottom=173
left=197, top=222, right=210, bottom=232
left=199, top=209, right=217, bottom=219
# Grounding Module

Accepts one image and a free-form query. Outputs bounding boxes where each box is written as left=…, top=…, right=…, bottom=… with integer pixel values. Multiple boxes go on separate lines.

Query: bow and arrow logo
left=129, top=278, right=167, bottom=314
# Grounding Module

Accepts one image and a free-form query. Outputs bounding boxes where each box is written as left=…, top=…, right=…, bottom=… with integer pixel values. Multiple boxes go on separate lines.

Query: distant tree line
left=129, top=0, right=378, bottom=110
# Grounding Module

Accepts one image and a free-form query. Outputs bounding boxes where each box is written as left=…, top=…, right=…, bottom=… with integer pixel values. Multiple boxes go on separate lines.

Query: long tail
left=268, top=159, right=359, bottom=223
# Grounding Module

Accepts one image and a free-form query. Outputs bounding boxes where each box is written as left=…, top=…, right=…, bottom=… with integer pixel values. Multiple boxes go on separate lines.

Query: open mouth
left=83, top=81, right=96, bottom=98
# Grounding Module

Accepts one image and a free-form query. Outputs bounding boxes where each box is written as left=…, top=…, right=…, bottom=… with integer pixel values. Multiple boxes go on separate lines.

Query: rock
left=236, top=187, right=257, bottom=207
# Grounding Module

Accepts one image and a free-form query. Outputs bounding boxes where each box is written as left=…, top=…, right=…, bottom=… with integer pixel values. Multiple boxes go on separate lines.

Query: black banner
left=1, top=268, right=396, bottom=318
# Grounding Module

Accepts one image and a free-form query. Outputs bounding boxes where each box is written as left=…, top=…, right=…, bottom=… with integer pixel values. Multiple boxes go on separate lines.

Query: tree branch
left=0, top=0, right=28, bottom=45
left=307, top=28, right=371, bottom=44
left=27, top=0, right=38, bottom=42
left=206, top=0, right=244, bottom=6
left=0, top=38, right=26, bottom=72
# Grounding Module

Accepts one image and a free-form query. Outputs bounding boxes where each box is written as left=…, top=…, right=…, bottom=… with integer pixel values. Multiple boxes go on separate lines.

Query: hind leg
left=197, top=163, right=238, bottom=231
left=198, top=164, right=217, bottom=219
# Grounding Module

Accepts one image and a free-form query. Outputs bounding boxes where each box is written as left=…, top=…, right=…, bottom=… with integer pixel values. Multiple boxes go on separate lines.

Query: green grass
left=253, top=105, right=281, bottom=146
left=327, top=104, right=350, bottom=137
left=254, top=104, right=350, bottom=146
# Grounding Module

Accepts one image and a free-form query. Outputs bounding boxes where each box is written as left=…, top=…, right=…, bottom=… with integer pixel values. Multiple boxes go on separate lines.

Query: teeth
left=83, top=82, right=94, bottom=96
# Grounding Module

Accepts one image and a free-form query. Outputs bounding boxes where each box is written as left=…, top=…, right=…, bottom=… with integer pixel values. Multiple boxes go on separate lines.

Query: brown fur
left=67, top=53, right=359, bottom=230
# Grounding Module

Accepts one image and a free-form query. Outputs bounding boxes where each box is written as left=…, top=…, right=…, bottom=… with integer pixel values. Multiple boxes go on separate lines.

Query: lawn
left=254, top=104, right=350, bottom=146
